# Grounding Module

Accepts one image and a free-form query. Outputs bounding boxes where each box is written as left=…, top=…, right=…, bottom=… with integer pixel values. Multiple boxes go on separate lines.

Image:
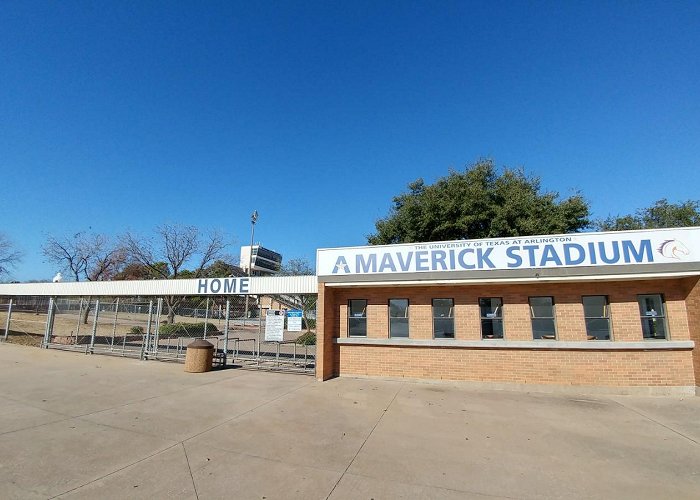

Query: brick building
left=315, top=227, right=700, bottom=395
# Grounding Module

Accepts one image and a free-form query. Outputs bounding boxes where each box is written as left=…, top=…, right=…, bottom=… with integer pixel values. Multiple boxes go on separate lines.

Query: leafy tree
left=597, top=199, right=700, bottom=231
left=121, top=224, right=227, bottom=323
left=0, top=233, right=22, bottom=278
left=202, top=259, right=244, bottom=278
left=113, top=262, right=169, bottom=280
left=368, top=159, right=590, bottom=244
left=279, top=257, right=317, bottom=332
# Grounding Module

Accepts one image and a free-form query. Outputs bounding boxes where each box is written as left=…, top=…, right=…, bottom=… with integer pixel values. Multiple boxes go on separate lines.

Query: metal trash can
left=184, top=339, right=214, bottom=373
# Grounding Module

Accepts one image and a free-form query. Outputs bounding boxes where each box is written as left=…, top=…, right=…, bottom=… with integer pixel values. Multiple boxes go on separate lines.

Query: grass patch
left=158, top=322, right=218, bottom=337
left=295, top=331, right=316, bottom=345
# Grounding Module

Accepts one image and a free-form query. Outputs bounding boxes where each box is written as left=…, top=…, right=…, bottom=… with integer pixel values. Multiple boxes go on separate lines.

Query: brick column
left=455, top=302, right=480, bottom=340
left=683, top=277, right=700, bottom=388
left=503, top=302, right=532, bottom=340
left=315, top=284, right=338, bottom=381
left=609, top=300, right=642, bottom=341
left=555, top=301, right=586, bottom=341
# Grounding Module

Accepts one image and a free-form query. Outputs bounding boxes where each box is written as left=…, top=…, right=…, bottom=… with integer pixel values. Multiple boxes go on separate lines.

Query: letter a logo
left=332, top=256, right=350, bottom=274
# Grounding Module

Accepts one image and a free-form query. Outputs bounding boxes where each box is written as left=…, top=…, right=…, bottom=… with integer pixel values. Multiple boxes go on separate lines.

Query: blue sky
left=1, top=1, right=699, bottom=281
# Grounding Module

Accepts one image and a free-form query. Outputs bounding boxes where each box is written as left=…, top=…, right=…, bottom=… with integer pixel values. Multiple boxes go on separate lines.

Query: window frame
left=432, top=298, right=455, bottom=339
left=637, top=294, right=669, bottom=340
left=347, top=299, right=368, bottom=337
left=529, top=296, right=557, bottom=340
left=388, top=298, right=410, bottom=338
left=479, top=297, right=504, bottom=340
left=582, top=295, right=612, bottom=341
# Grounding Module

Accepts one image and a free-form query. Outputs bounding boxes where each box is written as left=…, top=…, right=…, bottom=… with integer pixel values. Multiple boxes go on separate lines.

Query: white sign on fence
left=265, top=309, right=285, bottom=342
left=287, top=310, right=303, bottom=332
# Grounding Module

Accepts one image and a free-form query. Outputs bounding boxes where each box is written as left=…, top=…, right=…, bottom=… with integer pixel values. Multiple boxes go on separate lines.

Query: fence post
left=89, top=299, right=100, bottom=351
left=257, top=301, right=262, bottom=365
left=223, top=298, right=230, bottom=365
left=75, top=298, right=83, bottom=344
left=111, top=298, right=119, bottom=350
left=3, top=299, right=12, bottom=341
left=204, top=297, right=210, bottom=339
left=154, top=298, right=162, bottom=356
left=43, top=298, right=55, bottom=348
left=142, top=299, right=154, bottom=360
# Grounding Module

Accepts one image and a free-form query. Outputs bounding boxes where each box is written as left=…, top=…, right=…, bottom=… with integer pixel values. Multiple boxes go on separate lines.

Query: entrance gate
left=1, top=293, right=316, bottom=374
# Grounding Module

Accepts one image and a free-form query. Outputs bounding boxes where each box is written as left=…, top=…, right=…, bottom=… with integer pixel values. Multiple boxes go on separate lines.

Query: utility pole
left=243, top=210, right=258, bottom=327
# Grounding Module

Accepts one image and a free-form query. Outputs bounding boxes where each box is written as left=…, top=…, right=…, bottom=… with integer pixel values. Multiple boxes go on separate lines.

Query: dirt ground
left=0, top=310, right=312, bottom=353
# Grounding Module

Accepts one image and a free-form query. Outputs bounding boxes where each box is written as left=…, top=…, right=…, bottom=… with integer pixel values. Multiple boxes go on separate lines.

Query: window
left=529, top=296, right=556, bottom=339
left=583, top=296, right=611, bottom=340
left=433, top=298, right=454, bottom=339
left=389, top=299, right=409, bottom=338
left=348, top=299, right=367, bottom=337
left=479, top=297, right=503, bottom=339
left=638, top=294, right=668, bottom=340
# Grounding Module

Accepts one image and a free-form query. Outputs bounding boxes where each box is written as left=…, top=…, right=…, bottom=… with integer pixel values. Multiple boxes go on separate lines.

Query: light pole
left=243, top=210, right=258, bottom=326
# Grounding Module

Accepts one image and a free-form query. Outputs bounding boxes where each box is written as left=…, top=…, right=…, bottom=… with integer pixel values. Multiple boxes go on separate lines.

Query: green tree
left=113, top=262, right=169, bottom=280
left=597, top=199, right=700, bottom=231
left=368, top=159, right=590, bottom=244
left=202, top=259, right=244, bottom=278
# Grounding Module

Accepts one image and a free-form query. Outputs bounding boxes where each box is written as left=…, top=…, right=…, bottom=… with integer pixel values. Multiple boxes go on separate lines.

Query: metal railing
left=0, top=294, right=316, bottom=374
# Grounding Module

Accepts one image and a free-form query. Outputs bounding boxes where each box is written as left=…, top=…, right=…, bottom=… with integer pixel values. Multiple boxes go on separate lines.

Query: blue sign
left=287, top=309, right=303, bottom=332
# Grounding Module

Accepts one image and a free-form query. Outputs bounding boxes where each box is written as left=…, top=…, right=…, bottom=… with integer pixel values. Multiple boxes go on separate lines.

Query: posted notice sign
left=287, top=310, right=303, bottom=332
left=265, top=310, right=285, bottom=342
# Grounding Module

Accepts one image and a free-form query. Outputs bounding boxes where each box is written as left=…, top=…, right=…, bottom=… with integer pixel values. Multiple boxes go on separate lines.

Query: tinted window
left=480, top=297, right=503, bottom=339
left=389, top=299, right=409, bottom=338
left=348, top=299, right=367, bottom=336
left=529, top=296, right=556, bottom=339
left=433, top=298, right=454, bottom=339
left=638, top=294, right=667, bottom=340
left=583, top=296, right=611, bottom=340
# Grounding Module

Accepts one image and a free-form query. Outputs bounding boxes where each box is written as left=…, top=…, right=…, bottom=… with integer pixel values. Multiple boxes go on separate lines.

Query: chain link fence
left=1, top=294, right=316, bottom=374
left=0, top=297, right=50, bottom=347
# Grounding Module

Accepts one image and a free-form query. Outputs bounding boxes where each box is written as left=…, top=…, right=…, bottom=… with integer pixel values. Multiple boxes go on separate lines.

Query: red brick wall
left=316, top=285, right=338, bottom=380
left=317, top=278, right=698, bottom=388
left=337, top=345, right=694, bottom=387
left=331, top=279, right=691, bottom=342
left=684, top=277, right=700, bottom=384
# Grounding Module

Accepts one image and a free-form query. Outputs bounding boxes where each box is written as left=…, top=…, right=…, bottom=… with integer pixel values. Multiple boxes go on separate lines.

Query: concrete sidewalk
left=0, top=343, right=698, bottom=499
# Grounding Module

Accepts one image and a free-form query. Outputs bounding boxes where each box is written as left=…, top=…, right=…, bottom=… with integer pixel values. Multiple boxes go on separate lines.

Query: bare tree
left=43, top=232, right=126, bottom=323
left=280, top=257, right=317, bottom=332
left=0, top=233, right=22, bottom=278
left=43, top=232, right=125, bottom=282
left=121, top=224, right=227, bottom=323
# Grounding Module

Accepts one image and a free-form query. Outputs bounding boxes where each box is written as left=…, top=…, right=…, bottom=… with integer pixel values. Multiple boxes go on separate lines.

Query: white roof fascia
left=322, top=271, right=700, bottom=288
left=0, top=275, right=317, bottom=297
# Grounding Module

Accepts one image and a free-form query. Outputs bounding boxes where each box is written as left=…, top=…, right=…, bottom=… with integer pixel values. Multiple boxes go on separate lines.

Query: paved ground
left=0, top=343, right=698, bottom=499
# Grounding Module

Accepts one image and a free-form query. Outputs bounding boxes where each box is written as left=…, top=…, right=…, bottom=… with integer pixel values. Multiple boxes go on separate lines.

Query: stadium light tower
left=243, top=210, right=258, bottom=326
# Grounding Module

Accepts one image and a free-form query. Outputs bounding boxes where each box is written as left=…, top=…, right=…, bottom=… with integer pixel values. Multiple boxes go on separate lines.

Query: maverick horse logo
left=657, top=239, right=690, bottom=260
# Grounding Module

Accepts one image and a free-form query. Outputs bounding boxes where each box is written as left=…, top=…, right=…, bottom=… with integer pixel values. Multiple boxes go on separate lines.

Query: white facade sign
left=0, top=275, right=317, bottom=298
left=287, top=310, right=303, bottom=332
left=265, top=309, right=285, bottom=342
left=317, top=228, right=700, bottom=277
